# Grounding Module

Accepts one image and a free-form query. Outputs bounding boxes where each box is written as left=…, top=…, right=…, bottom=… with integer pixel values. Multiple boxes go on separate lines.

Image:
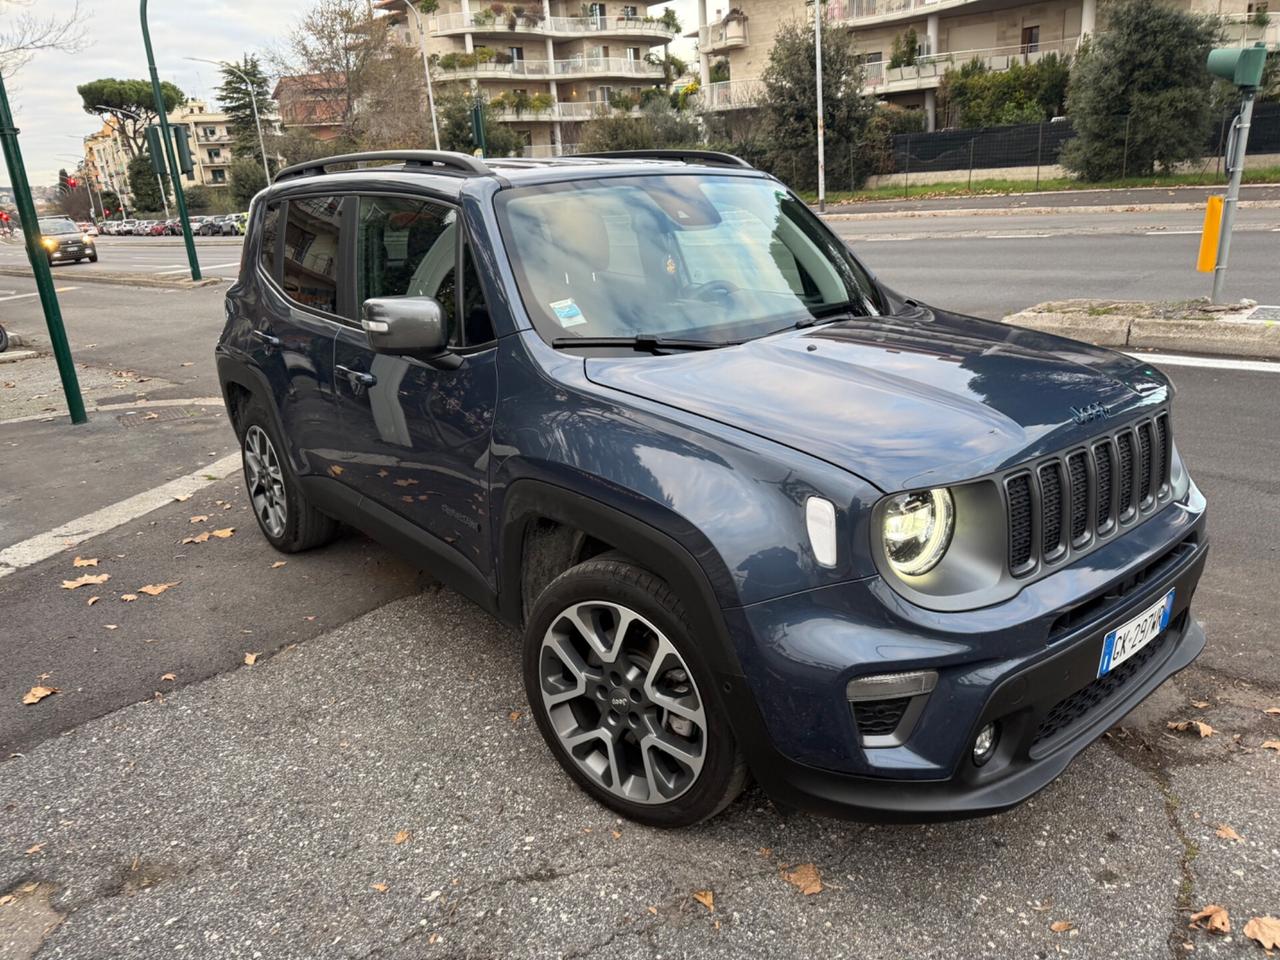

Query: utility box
left=172, top=126, right=194, bottom=177
left=145, top=125, right=168, bottom=176
left=1207, top=43, right=1267, bottom=89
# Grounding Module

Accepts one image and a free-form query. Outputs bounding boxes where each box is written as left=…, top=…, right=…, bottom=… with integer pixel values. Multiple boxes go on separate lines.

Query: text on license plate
left=1098, top=588, right=1175, bottom=677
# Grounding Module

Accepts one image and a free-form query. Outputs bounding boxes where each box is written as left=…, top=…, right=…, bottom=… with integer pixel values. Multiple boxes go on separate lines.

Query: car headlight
left=881, top=488, right=955, bottom=577
left=41, top=237, right=57, bottom=249
left=82, top=234, right=94, bottom=244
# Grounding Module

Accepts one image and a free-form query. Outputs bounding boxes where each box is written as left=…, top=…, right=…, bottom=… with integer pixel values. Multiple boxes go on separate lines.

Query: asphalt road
left=0, top=235, right=244, bottom=280
left=1, top=215, right=1278, bottom=959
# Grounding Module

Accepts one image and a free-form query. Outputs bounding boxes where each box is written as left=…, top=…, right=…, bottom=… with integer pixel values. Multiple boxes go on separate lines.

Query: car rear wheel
left=236, top=398, right=339, bottom=553
left=522, top=557, right=748, bottom=827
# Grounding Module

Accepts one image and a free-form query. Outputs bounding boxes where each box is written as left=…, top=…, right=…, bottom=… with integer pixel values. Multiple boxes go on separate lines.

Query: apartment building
left=372, top=0, right=680, bottom=155
left=83, top=121, right=133, bottom=210
left=694, top=0, right=1276, bottom=130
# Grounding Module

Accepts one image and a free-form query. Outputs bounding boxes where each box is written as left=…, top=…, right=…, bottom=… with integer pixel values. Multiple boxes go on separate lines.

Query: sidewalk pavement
left=2, top=588, right=1277, bottom=960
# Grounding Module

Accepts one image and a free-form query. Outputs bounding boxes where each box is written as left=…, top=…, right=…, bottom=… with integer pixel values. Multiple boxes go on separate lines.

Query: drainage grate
left=116, top=407, right=205, bottom=428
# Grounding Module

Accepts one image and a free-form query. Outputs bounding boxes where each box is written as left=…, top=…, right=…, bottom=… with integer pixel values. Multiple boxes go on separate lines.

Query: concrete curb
left=820, top=199, right=1280, bottom=221
left=1004, top=304, right=1280, bottom=360
left=0, top=349, right=37, bottom=364
left=0, top=267, right=223, bottom=289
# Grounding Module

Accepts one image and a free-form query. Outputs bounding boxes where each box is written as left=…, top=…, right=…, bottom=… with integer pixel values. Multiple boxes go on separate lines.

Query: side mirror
left=361, top=296, right=450, bottom=360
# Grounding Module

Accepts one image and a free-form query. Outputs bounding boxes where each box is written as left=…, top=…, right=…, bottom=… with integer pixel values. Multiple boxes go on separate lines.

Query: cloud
left=6, top=0, right=314, bottom=186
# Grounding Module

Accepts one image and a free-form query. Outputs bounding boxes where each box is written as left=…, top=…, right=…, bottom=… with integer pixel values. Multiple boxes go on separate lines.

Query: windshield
left=39, top=219, right=79, bottom=235
left=495, top=174, right=879, bottom=344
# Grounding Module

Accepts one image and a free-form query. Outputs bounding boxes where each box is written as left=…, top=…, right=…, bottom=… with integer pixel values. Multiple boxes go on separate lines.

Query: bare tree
left=0, top=0, right=85, bottom=77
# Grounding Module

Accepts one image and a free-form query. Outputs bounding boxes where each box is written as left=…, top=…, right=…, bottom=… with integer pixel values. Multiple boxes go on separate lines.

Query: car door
left=247, top=194, right=349, bottom=478
left=331, top=192, right=499, bottom=580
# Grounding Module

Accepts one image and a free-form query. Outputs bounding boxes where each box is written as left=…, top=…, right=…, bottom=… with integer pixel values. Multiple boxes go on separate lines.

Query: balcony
left=430, top=10, right=677, bottom=42
left=831, top=0, right=1026, bottom=29
left=696, top=79, right=764, bottom=111
left=491, top=101, right=643, bottom=122
left=697, top=17, right=748, bottom=54
left=438, top=55, right=664, bottom=81
left=864, top=37, right=1080, bottom=94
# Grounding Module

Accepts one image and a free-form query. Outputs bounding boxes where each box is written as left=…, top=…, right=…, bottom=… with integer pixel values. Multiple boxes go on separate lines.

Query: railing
left=696, top=79, right=765, bottom=111
left=439, top=56, right=663, bottom=79
left=430, top=11, right=677, bottom=38
left=833, top=0, right=989, bottom=22
left=1220, top=14, right=1280, bottom=48
left=698, top=18, right=748, bottom=51
left=491, top=101, right=642, bottom=121
left=864, top=37, right=1080, bottom=90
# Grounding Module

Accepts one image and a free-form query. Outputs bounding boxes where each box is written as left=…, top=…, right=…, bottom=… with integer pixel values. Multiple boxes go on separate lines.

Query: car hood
left=583, top=306, right=1172, bottom=492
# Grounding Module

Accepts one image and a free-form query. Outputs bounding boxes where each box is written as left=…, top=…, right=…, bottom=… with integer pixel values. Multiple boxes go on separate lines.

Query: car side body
left=216, top=152, right=1207, bottom=824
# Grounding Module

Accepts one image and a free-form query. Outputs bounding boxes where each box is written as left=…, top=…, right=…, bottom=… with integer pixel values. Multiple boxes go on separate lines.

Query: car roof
left=264, top=149, right=768, bottom=204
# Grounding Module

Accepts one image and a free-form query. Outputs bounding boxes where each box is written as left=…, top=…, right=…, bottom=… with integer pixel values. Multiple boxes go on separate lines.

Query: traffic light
left=145, top=124, right=168, bottom=176
left=1207, top=42, right=1267, bottom=89
left=68, top=176, right=78, bottom=189
left=172, top=125, right=194, bottom=177
left=57, top=169, right=71, bottom=195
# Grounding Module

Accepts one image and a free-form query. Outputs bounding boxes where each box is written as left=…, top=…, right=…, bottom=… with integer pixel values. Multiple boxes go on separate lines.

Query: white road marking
left=1127, top=351, right=1280, bottom=374
left=154, top=261, right=239, bottom=274
left=986, top=233, right=1054, bottom=239
left=0, top=452, right=241, bottom=579
left=0, top=286, right=78, bottom=302
left=1145, top=230, right=1201, bottom=236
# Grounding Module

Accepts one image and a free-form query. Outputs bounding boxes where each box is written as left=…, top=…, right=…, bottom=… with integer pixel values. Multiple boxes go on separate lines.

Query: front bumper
left=719, top=488, right=1208, bottom=821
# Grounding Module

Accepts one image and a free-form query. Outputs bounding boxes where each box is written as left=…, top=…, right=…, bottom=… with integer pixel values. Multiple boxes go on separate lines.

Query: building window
left=211, top=169, right=226, bottom=184
left=588, top=3, right=605, bottom=21
left=626, top=46, right=640, bottom=61
left=203, top=126, right=217, bottom=139
left=508, top=46, right=525, bottom=61
left=208, top=148, right=222, bottom=161
left=622, top=4, right=637, bottom=17
left=1021, top=26, right=1040, bottom=54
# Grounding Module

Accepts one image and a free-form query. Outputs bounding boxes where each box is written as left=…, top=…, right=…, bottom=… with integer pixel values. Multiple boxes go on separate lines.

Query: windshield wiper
left=793, top=299, right=873, bottom=329
left=551, top=335, right=737, bottom=353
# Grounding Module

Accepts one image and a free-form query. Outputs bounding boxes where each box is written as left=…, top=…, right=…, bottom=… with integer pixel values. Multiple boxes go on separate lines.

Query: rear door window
left=282, top=195, right=345, bottom=316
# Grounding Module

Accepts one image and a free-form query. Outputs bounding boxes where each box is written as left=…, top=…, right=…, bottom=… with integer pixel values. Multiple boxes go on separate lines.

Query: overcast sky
left=6, top=0, right=697, bottom=188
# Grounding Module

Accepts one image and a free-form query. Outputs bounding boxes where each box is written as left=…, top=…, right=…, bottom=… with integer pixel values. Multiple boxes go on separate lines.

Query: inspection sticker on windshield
left=1097, top=588, right=1175, bottom=677
left=549, top=298, right=586, bottom=328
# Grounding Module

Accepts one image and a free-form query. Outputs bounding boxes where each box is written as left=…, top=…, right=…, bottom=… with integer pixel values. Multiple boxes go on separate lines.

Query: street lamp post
left=402, top=0, right=442, bottom=150
left=813, top=0, right=826, bottom=213
left=185, top=56, right=272, bottom=185
left=95, top=103, right=170, bottom=217
left=140, top=0, right=202, bottom=281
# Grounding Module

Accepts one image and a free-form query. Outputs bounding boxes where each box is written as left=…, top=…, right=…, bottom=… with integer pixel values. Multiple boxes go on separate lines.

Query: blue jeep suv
left=216, top=150, right=1208, bottom=827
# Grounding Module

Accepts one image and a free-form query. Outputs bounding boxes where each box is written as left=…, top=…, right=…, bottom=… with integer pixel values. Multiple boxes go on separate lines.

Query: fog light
left=973, top=722, right=998, bottom=766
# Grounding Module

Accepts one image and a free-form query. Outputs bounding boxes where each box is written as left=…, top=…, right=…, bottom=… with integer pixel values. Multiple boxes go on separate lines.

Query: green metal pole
left=140, top=0, right=201, bottom=281
left=0, top=74, right=87, bottom=424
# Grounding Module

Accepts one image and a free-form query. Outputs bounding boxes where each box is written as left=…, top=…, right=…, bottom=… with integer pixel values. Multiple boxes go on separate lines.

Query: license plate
left=1097, top=588, right=1175, bottom=677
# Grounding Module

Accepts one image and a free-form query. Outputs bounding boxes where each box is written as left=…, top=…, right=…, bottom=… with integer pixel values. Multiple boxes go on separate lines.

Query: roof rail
left=273, top=150, right=491, bottom=183
left=575, top=149, right=754, bottom=169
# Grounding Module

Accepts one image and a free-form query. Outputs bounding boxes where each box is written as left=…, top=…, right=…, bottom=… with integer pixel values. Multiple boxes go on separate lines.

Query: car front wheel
left=523, top=556, right=748, bottom=827
left=236, top=399, right=339, bottom=553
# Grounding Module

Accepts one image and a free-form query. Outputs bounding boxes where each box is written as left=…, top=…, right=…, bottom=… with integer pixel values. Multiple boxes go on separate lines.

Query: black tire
left=522, top=556, right=748, bottom=828
left=234, top=397, right=339, bottom=553
left=0, top=324, right=9, bottom=353
left=88, top=250, right=98, bottom=263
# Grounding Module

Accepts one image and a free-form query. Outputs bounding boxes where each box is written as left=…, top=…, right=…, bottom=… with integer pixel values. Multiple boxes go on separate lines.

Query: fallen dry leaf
left=182, top=531, right=211, bottom=545
left=0, top=894, right=13, bottom=906
left=87, top=596, right=99, bottom=606
left=21, top=686, right=58, bottom=705
left=1262, top=740, right=1280, bottom=751
left=1168, top=719, right=1215, bottom=738
left=508, top=710, right=521, bottom=722
left=1215, top=824, right=1243, bottom=842
left=1050, top=920, right=1074, bottom=933
left=376, top=469, right=389, bottom=478
left=1190, top=699, right=1210, bottom=709
left=142, top=412, right=159, bottom=421
left=173, top=493, right=191, bottom=502
left=646, top=906, right=658, bottom=916
left=393, top=479, right=418, bottom=487
left=243, top=652, right=259, bottom=666
left=393, top=830, right=411, bottom=845
left=138, top=582, right=179, bottom=597
left=692, top=890, right=714, bottom=912
left=189, top=515, right=209, bottom=524
left=759, top=847, right=772, bottom=858
left=211, top=528, right=235, bottom=539
left=24, top=843, right=44, bottom=855
left=328, top=464, right=344, bottom=477
left=104, top=624, right=119, bottom=631
left=611, top=829, right=622, bottom=840
left=782, top=863, right=823, bottom=896
left=1264, top=707, right=1280, bottom=716
left=1243, top=916, right=1280, bottom=950
left=179, top=361, right=194, bottom=367
left=72, top=556, right=98, bottom=568
left=120, top=594, right=138, bottom=602
left=160, top=673, right=176, bottom=682
left=1190, top=904, right=1231, bottom=935
left=61, top=573, right=109, bottom=590
left=271, top=561, right=287, bottom=569
left=371, top=882, right=389, bottom=892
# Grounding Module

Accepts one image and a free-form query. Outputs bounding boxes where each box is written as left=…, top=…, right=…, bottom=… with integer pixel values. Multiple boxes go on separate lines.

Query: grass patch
left=804, top=166, right=1280, bottom=205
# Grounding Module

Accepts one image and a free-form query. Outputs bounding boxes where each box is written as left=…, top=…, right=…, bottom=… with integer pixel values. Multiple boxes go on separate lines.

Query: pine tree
left=216, top=55, right=276, bottom=170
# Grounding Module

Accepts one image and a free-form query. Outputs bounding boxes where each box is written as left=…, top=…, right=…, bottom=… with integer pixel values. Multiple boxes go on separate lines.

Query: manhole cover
left=116, top=407, right=206, bottom=428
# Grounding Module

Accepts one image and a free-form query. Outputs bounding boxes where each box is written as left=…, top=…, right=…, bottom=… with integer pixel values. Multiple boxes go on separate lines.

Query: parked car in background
left=148, top=221, right=168, bottom=237
left=77, top=221, right=99, bottom=237
left=196, top=217, right=223, bottom=236
left=117, top=219, right=137, bottom=235
left=37, top=216, right=97, bottom=265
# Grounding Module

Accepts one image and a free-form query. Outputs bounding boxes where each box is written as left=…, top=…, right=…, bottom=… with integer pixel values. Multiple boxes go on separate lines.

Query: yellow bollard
left=1197, top=195, right=1224, bottom=273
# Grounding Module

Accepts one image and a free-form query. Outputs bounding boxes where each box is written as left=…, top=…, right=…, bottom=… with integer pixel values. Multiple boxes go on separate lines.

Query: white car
left=77, top=221, right=99, bottom=237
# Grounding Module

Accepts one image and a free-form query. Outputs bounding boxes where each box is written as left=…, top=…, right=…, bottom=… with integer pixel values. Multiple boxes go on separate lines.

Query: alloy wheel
left=538, top=600, right=708, bottom=805
left=243, top=424, right=287, bottom=539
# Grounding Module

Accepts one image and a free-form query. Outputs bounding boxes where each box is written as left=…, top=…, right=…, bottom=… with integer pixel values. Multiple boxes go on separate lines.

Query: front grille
left=1004, top=411, right=1173, bottom=576
left=1031, top=617, right=1180, bottom=755
left=853, top=698, right=911, bottom=737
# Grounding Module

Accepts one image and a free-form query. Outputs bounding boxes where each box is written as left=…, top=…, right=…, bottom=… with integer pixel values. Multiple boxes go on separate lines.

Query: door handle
left=335, top=364, right=377, bottom=387
left=250, top=329, right=281, bottom=348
